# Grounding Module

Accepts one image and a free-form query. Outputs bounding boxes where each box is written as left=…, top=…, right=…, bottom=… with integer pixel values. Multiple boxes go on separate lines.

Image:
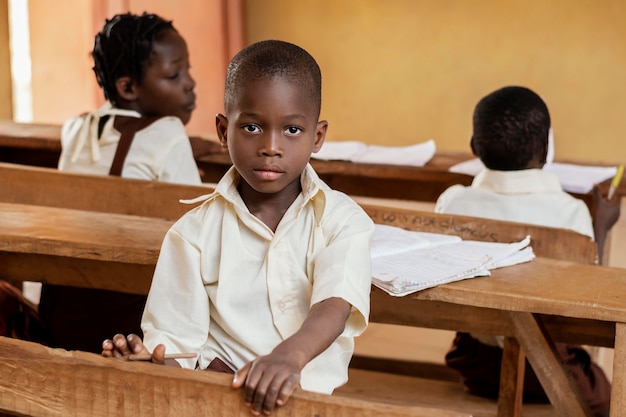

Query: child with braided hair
left=40, top=12, right=220, bottom=354
left=57, top=11, right=211, bottom=183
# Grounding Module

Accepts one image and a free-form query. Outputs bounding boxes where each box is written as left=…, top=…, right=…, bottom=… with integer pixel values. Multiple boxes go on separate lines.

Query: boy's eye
left=243, top=124, right=261, bottom=134
left=167, top=72, right=180, bottom=80
left=285, top=126, right=302, bottom=136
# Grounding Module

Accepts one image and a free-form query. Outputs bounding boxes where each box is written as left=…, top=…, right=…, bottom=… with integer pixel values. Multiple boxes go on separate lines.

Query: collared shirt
left=436, top=168, right=595, bottom=347
left=58, top=102, right=201, bottom=185
left=142, top=164, right=374, bottom=394
left=435, top=168, right=594, bottom=239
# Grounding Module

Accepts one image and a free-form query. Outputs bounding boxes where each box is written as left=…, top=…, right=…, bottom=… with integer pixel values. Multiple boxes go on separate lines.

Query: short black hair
left=471, top=86, right=551, bottom=170
left=92, top=12, right=175, bottom=106
left=224, top=40, right=322, bottom=118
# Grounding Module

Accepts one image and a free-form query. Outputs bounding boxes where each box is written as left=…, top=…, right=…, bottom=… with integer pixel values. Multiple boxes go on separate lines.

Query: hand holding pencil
left=102, top=333, right=196, bottom=365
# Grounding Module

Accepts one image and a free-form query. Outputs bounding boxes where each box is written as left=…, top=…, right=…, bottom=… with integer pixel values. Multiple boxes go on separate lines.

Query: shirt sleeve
left=141, top=224, right=210, bottom=369
left=309, top=200, right=375, bottom=338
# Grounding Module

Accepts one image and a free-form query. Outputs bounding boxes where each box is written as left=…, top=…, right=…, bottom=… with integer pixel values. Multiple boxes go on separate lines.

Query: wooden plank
left=369, top=289, right=616, bottom=347
left=0, top=162, right=210, bottom=219
left=498, top=337, right=525, bottom=417
left=506, top=312, right=590, bottom=417
left=337, top=368, right=557, bottom=417
left=611, top=323, right=626, bottom=417
left=0, top=202, right=170, bottom=264
left=414, top=257, right=626, bottom=324
left=0, top=337, right=470, bottom=417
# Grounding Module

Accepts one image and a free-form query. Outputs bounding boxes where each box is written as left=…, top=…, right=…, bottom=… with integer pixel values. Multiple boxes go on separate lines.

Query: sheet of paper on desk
left=371, top=224, right=535, bottom=297
left=449, top=158, right=617, bottom=194
left=312, top=139, right=436, bottom=166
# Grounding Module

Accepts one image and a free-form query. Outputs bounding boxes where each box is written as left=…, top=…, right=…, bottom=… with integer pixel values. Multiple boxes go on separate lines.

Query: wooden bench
left=0, top=337, right=468, bottom=417
left=4, top=119, right=623, bottom=203
left=0, top=164, right=613, bottom=416
left=0, top=211, right=614, bottom=412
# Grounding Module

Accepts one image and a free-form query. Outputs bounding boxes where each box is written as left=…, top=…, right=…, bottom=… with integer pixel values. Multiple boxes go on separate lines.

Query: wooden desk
left=2, top=119, right=623, bottom=209
left=0, top=337, right=463, bottom=417
left=1, top=201, right=623, bottom=416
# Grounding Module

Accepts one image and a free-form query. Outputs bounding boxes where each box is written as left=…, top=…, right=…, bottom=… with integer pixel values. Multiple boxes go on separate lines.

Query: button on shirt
left=435, top=168, right=594, bottom=239
left=142, top=164, right=374, bottom=394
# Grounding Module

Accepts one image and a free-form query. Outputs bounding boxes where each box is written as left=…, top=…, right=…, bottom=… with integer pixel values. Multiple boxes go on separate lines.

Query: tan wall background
left=245, top=0, right=626, bottom=164
left=0, top=0, right=12, bottom=119
left=9, top=0, right=626, bottom=164
left=26, top=0, right=238, bottom=138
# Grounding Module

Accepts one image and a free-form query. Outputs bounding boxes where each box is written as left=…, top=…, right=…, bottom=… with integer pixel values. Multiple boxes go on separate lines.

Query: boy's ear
left=215, top=114, right=229, bottom=147
left=115, top=76, right=138, bottom=101
left=312, top=120, right=328, bottom=153
left=469, top=135, right=478, bottom=157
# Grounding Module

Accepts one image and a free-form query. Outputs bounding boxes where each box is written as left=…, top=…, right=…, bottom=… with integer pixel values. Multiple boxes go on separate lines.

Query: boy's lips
left=254, top=165, right=284, bottom=181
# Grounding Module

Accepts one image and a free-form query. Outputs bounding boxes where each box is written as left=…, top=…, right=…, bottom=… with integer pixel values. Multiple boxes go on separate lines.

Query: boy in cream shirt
left=102, top=40, right=374, bottom=416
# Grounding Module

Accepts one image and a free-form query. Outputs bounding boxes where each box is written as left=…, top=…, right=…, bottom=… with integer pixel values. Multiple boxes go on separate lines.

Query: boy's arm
left=233, top=297, right=351, bottom=416
left=592, top=186, right=621, bottom=264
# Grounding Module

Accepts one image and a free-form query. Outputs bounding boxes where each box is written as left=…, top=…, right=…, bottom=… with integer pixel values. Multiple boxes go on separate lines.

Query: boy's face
left=216, top=76, right=327, bottom=201
left=132, top=28, right=196, bottom=125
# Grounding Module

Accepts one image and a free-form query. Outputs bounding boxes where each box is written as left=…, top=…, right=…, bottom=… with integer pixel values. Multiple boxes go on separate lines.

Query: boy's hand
left=101, top=333, right=167, bottom=364
left=233, top=352, right=301, bottom=415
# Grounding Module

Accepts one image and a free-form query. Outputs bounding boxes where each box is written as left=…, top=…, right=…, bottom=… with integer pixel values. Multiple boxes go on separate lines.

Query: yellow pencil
left=608, top=164, right=624, bottom=200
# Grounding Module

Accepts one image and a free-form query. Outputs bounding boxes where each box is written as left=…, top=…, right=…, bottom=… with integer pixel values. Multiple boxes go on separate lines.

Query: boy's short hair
left=471, top=86, right=551, bottom=171
left=92, top=12, right=175, bottom=106
left=224, top=40, right=322, bottom=118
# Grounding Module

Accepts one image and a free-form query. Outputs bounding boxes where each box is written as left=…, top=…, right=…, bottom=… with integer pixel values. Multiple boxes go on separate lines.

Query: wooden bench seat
left=338, top=368, right=557, bottom=417
left=0, top=337, right=469, bottom=417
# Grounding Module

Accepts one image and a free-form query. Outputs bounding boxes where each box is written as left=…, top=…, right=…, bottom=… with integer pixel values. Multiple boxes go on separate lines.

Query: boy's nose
left=260, top=132, right=282, bottom=157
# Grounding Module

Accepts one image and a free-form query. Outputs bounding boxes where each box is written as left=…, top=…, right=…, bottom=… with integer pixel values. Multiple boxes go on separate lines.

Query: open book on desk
left=371, top=224, right=535, bottom=297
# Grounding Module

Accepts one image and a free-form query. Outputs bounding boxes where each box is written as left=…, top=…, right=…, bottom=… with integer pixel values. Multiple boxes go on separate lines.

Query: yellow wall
left=244, top=0, right=626, bottom=164
left=0, top=0, right=12, bottom=119
left=27, top=0, right=235, bottom=138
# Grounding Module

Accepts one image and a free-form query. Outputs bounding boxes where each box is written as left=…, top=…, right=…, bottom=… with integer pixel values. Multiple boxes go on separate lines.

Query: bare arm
left=592, top=186, right=621, bottom=264
left=233, top=297, right=351, bottom=415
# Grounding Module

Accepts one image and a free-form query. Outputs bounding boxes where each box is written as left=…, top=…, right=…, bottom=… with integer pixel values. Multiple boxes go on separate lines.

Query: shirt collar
left=182, top=163, right=327, bottom=224
left=472, top=168, right=563, bottom=194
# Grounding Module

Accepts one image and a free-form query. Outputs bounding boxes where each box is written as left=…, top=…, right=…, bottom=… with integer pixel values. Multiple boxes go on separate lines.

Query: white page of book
left=371, top=224, right=461, bottom=259
left=312, top=139, right=436, bottom=167
left=371, top=233, right=533, bottom=296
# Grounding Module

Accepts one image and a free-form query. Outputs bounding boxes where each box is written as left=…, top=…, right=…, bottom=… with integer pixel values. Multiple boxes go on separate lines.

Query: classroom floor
left=352, top=196, right=626, bottom=383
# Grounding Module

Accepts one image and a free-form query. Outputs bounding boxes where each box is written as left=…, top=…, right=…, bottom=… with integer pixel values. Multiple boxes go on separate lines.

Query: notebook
left=371, top=224, right=535, bottom=297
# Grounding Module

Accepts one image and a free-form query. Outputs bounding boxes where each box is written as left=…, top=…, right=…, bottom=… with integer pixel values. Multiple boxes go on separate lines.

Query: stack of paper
left=371, top=224, right=535, bottom=297
left=312, top=139, right=436, bottom=166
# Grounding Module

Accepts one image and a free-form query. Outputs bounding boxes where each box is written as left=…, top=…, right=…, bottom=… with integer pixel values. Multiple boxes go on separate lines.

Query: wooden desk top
left=0, top=120, right=61, bottom=151
left=1, top=201, right=623, bottom=325
left=0, top=202, right=172, bottom=265
left=418, top=256, right=626, bottom=323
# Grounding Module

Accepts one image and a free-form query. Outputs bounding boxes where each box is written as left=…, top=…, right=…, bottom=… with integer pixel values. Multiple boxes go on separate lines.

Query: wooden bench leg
left=610, top=322, right=626, bottom=417
left=497, top=337, right=525, bottom=417
left=506, top=311, right=591, bottom=417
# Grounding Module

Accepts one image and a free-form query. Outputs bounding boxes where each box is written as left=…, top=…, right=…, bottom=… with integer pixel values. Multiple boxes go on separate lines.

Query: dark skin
left=111, top=28, right=224, bottom=160
left=103, top=76, right=353, bottom=415
left=591, top=185, right=621, bottom=264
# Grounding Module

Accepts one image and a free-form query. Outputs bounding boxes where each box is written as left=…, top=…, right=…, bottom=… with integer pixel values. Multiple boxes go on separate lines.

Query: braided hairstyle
left=92, top=12, right=175, bottom=106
